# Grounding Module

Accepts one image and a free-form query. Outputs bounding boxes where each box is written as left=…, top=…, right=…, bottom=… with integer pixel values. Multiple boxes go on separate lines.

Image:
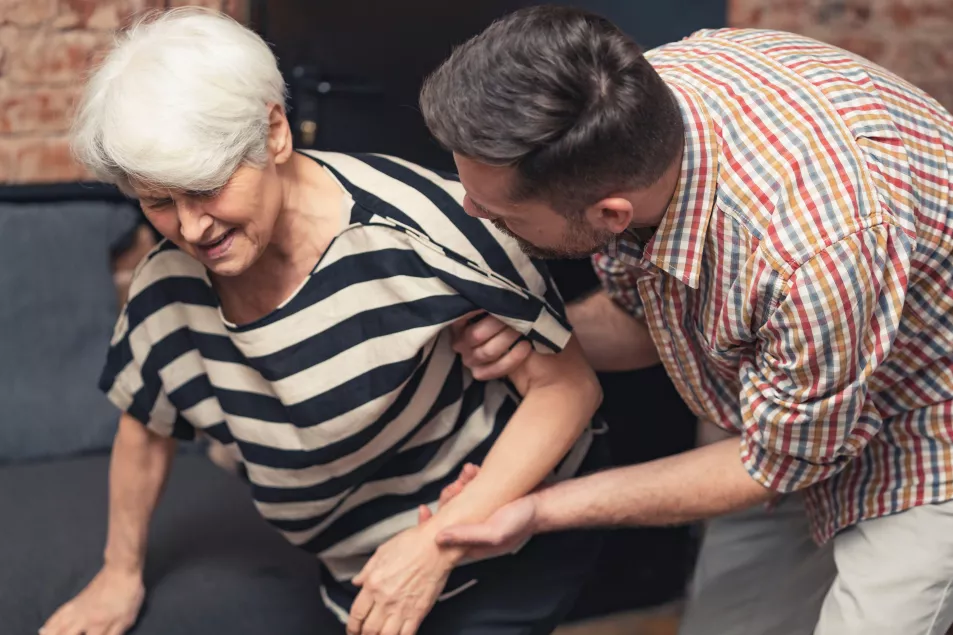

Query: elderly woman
left=41, top=8, right=606, bottom=635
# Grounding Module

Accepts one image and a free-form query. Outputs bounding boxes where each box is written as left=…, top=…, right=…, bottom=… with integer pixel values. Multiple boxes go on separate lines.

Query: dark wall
left=258, top=1, right=726, bottom=172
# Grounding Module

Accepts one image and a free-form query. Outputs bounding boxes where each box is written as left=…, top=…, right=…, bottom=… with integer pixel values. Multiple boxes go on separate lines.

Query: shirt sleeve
left=98, top=304, right=196, bottom=441
left=591, top=252, right=645, bottom=319
left=402, top=230, right=573, bottom=355
left=739, top=224, right=913, bottom=492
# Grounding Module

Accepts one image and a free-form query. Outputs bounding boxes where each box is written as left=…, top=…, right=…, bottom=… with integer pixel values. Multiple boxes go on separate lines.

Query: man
left=416, top=6, right=953, bottom=634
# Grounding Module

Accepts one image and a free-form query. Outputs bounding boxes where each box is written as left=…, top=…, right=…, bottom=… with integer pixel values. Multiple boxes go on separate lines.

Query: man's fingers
left=438, top=481, right=463, bottom=507
left=450, top=311, right=486, bottom=338
left=417, top=505, right=433, bottom=524
left=453, top=314, right=506, bottom=350
left=469, top=328, right=522, bottom=366
left=461, top=463, right=480, bottom=482
left=435, top=524, right=508, bottom=548
left=471, top=340, right=532, bottom=381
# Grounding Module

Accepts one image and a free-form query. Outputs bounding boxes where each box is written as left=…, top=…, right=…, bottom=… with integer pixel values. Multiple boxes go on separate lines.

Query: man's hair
left=420, top=5, right=683, bottom=214
left=71, top=7, right=287, bottom=195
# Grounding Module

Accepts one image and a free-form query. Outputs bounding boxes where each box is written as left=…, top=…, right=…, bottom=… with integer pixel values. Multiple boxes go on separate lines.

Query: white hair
left=71, top=7, right=287, bottom=194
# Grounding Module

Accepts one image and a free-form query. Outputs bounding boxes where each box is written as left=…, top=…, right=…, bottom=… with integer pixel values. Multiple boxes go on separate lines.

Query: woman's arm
left=421, top=335, right=600, bottom=540
left=41, top=413, right=176, bottom=635
left=348, top=338, right=600, bottom=635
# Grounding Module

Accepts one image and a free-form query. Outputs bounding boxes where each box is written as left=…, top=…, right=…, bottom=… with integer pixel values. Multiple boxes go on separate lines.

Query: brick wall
left=730, top=0, right=953, bottom=112
left=0, top=0, right=247, bottom=184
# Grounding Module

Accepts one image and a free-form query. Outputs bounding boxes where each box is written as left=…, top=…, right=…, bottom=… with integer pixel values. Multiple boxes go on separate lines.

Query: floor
left=555, top=603, right=682, bottom=635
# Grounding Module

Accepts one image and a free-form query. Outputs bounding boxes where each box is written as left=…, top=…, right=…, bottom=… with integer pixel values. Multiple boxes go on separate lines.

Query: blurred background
left=1, top=0, right=950, bottom=183
left=1, top=1, right=951, bottom=634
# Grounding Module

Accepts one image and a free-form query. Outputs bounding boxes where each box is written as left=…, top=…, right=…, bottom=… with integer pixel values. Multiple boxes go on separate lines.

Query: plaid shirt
left=594, top=28, right=953, bottom=543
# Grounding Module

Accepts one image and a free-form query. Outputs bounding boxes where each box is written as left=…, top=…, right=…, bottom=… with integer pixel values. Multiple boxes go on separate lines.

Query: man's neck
left=626, top=142, right=684, bottom=235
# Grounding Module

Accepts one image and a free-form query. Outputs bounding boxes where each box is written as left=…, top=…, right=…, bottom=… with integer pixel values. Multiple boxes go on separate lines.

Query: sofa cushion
left=0, top=453, right=340, bottom=634
left=0, top=193, right=140, bottom=462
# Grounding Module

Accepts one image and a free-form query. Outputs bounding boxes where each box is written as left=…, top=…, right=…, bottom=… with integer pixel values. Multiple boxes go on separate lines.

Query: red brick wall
left=0, top=0, right=248, bottom=184
left=729, top=0, right=953, bottom=112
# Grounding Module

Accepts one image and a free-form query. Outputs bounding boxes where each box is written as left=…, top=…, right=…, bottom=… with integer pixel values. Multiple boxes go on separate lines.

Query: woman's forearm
left=103, top=413, right=177, bottom=574
left=426, top=338, right=600, bottom=537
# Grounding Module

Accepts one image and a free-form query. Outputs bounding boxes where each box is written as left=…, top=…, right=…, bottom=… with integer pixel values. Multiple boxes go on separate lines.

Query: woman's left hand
left=347, top=524, right=462, bottom=635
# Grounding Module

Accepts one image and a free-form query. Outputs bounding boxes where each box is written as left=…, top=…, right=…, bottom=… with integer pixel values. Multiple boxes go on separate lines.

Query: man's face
left=453, top=154, right=614, bottom=259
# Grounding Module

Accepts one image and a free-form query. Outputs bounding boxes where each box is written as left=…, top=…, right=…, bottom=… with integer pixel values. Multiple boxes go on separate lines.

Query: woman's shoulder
left=310, top=151, right=529, bottom=277
left=125, top=239, right=209, bottom=306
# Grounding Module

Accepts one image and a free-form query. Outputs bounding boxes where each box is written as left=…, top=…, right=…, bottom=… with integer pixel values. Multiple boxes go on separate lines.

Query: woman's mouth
left=198, top=229, right=237, bottom=259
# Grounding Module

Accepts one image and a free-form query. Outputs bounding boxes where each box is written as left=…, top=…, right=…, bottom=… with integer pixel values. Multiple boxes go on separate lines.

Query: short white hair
left=71, top=7, right=287, bottom=194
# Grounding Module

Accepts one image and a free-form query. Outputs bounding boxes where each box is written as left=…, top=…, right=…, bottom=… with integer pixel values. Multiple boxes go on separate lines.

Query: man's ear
left=585, top=196, right=634, bottom=234
left=266, top=103, right=294, bottom=164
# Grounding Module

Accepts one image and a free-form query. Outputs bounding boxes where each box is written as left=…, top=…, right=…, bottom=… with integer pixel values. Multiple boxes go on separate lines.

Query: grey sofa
left=0, top=182, right=696, bottom=635
left=0, top=184, right=339, bottom=635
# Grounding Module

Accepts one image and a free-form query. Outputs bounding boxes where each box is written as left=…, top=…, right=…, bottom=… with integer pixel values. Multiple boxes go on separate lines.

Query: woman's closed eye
left=144, top=198, right=175, bottom=210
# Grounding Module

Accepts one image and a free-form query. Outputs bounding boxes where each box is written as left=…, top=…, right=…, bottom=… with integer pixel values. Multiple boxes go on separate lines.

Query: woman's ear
left=266, top=103, right=294, bottom=164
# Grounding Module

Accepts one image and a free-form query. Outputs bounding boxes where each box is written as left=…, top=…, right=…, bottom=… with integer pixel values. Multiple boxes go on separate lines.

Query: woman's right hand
left=40, top=565, right=145, bottom=635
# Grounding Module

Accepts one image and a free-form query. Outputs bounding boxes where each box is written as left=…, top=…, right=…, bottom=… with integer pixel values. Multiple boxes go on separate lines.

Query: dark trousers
left=322, top=435, right=609, bottom=634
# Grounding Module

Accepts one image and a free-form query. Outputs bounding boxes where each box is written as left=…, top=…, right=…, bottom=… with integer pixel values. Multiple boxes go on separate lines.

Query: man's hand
left=417, top=465, right=540, bottom=561
left=348, top=525, right=461, bottom=635
left=40, top=565, right=145, bottom=635
left=450, top=314, right=531, bottom=381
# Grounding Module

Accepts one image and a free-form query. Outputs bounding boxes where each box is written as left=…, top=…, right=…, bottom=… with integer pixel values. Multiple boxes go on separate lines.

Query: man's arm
left=434, top=437, right=773, bottom=551
left=41, top=413, right=176, bottom=635
left=455, top=290, right=659, bottom=380
left=532, top=437, right=771, bottom=531
left=567, top=290, right=659, bottom=372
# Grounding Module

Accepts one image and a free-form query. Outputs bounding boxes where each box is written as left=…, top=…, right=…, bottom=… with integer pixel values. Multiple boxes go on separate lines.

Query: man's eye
left=147, top=199, right=174, bottom=209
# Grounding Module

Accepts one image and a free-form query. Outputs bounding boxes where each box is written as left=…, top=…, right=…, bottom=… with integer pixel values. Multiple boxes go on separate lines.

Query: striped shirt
left=100, top=151, right=593, bottom=619
left=595, top=28, right=953, bottom=543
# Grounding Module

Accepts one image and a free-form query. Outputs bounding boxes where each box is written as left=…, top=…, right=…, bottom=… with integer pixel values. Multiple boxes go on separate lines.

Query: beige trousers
left=677, top=493, right=953, bottom=635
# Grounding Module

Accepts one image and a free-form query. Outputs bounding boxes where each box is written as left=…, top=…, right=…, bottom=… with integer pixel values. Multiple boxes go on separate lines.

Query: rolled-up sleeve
left=739, top=224, right=913, bottom=492
left=591, top=253, right=645, bottom=320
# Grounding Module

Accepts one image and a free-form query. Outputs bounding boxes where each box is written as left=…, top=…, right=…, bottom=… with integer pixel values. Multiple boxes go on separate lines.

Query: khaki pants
left=677, top=494, right=953, bottom=635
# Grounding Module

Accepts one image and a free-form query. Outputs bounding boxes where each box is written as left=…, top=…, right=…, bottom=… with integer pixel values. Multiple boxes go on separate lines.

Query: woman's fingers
left=346, top=590, right=374, bottom=635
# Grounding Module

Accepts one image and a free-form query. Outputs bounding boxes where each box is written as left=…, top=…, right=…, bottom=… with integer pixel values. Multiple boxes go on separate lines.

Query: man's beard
left=490, top=217, right=612, bottom=260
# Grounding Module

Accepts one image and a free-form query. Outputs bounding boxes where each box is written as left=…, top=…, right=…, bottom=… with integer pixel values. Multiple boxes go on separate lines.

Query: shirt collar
left=605, top=81, right=719, bottom=289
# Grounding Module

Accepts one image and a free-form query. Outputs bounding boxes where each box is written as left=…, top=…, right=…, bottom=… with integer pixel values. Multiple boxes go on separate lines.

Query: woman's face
left=135, top=163, right=283, bottom=277
left=133, top=105, right=293, bottom=278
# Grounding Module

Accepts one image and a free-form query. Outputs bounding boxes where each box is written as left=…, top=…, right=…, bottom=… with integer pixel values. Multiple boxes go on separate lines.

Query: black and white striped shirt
left=100, top=151, right=594, bottom=620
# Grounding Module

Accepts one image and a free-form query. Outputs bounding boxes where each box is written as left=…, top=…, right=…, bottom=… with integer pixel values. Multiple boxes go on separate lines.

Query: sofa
left=0, top=182, right=696, bottom=634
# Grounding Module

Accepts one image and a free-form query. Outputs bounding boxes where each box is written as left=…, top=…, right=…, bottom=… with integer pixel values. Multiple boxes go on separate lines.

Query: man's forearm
left=103, top=413, right=177, bottom=573
left=567, top=291, right=659, bottom=372
left=531, top=437, right=774, bottom=532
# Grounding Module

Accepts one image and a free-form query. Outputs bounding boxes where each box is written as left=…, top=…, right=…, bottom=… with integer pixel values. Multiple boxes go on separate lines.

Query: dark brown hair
left=420, top=5, right=684, bottom=214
